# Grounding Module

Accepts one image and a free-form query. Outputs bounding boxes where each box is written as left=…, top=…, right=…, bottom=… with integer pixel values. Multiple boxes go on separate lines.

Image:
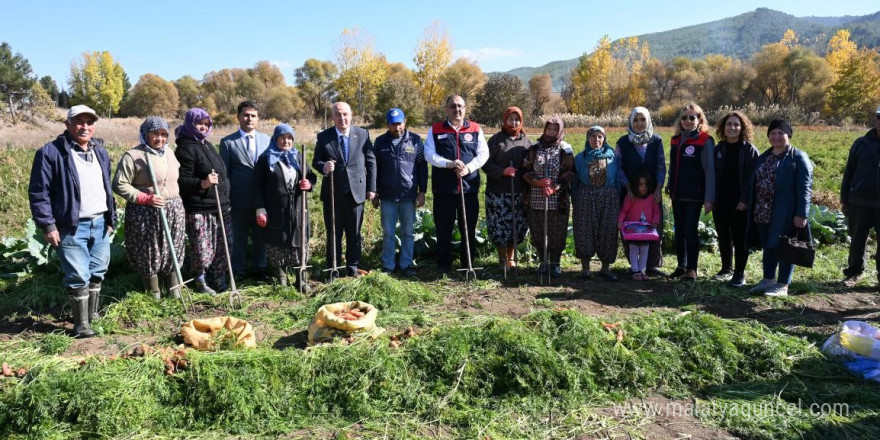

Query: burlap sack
left=307, top=301, right=383, bottom=345
left=181, top=316, right=257, bottom=350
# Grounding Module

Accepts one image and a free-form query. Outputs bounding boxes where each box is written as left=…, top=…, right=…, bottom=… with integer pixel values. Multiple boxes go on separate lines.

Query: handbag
left=779, top=227, right=815, bottom=268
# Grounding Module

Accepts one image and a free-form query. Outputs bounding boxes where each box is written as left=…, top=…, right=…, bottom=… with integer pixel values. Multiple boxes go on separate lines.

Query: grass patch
left=2, top=310, right=877, bottom=439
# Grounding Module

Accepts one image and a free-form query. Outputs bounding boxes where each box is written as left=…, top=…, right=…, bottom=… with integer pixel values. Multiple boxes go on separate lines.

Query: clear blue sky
left=4, top=0, right=878, bottom=90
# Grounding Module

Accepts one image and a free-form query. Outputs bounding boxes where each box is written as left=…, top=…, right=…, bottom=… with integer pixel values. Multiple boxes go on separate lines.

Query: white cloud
left=453, top=48, right=523, bottom=63
left=269, top=60, right=294, bottom=70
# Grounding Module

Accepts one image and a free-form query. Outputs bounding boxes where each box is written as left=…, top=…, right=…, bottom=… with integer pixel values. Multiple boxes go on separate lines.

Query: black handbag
left=779, top=227, right=815, bottom=268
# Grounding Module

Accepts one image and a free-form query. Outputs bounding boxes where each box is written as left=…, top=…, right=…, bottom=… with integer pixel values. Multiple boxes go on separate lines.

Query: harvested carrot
left=16, top=368, right=27, bottom=378
left=2, top=362, right=12, bottom=377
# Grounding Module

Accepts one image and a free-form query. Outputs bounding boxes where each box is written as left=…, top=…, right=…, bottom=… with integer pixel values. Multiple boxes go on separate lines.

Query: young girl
left=619, top=170, right=661, bottom=280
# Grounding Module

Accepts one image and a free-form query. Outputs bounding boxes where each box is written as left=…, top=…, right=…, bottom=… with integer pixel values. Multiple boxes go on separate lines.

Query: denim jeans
left=57, top=216, right=111, bottom=289
left=380, top=199, right=416, bottom=271
left=756, top=223, right=794, bottom=284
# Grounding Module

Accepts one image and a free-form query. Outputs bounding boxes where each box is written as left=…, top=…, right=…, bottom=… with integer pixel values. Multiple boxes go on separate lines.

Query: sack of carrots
left=307, top=301, right=384, bottom=345
left=180, top=316, right=257, bottom=351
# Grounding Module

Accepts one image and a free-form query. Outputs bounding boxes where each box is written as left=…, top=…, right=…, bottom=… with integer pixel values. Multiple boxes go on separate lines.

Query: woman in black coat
left=254, top=124, right=317, bottom=292
left=175, top=108, right=231, bottom=295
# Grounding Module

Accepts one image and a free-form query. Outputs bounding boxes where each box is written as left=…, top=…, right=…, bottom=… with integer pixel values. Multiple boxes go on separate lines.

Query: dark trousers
left=230, top=208, right=267, bottom=276
left=714, top=201, right=749, bottom=273
left=434, top=192, right=479, bottom=269
left=845, top=204, right=880, bottom=276
left=322, top=191, right=363, bottom=272
left=672, top=200, right=703, bottom=271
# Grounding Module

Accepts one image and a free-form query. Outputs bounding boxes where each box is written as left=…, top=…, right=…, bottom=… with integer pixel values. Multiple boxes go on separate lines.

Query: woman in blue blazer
left=744, top=119, right=813, bottom=297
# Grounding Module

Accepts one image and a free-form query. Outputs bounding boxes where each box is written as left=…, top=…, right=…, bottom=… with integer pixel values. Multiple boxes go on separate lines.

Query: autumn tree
left=610, top=36, right=651, bottom=110
left=749, top=31, right=832, bottom=112
left=441, top=57, right=487, bottom=102
left=262, top=86, right=306, bottom=122
left=294, top=59, right=337, bottom=120
left=38, top=75, right=59, bottom=105
left=174, top=75, right=202, bottom=117
left=567, top=36, right=615, bottom=115
left=68, top=51, right=126, bottom=117
left=413, top=21, right=452, bottom=108
left=120, top=74, right=179, bottom=118
left=374, top=63, right=425, bottom=126
left=0, top=42, right=36, bottom=124
left=528, top=74, right=566, bottom=118
left=334, top=27, right=387, bottom=121
left=471, top=74, right=532, bottom=125
left=826, top=29, right=858, bottom=79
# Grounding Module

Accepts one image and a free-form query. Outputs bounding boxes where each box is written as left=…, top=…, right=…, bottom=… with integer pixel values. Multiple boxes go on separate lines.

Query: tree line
left=2, top=25, right=879, bottom=128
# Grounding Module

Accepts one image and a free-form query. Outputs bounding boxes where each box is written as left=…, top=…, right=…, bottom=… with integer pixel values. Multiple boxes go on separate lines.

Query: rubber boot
left=295, top=270, right=310, bottom=293
left=88, top=282, right=101, bottom=321
left=68, top=287, right=95, bottom=338
left=142, top=275, right=161, bottom=300
left=275, top=266, right=288, bottom=287
left=163, top=272, right=182, bottom=299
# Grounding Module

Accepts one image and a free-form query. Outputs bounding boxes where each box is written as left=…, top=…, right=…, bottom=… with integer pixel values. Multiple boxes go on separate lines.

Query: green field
left=1, top=126, right=878, bottom=439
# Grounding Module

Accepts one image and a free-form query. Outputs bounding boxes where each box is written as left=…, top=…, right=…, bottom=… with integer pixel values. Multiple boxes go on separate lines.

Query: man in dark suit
left=312, top=101, right=376, bottom=278
left=219, top=101, right=271, bottom=280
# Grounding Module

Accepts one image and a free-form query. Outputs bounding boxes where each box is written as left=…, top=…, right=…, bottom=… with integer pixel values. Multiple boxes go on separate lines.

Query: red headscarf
left=541, top=116, right=564, bottom=144
left=501, top=106, right=524, bottom=137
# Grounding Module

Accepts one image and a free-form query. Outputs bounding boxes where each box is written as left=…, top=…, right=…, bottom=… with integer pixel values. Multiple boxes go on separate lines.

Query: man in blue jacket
left=372, top=108, right=427, bottom=275
left=28, top=105, right=117, bottom=338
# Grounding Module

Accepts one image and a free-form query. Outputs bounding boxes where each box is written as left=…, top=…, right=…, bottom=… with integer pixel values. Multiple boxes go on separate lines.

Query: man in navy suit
left=219, top=101, right=271, bottom=280
left=312, top=101, right=376, bottom=278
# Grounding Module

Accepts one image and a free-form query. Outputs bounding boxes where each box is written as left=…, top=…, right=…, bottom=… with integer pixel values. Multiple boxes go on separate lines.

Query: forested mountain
left=508, top=8, right=880, bottom=91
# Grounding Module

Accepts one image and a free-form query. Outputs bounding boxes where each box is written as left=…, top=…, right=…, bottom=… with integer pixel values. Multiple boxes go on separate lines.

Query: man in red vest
left=424, top=95, right=489, bottom=273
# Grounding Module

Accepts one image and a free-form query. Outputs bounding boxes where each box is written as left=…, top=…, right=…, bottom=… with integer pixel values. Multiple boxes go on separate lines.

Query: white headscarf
left=627, top=107, right=654, bottom=145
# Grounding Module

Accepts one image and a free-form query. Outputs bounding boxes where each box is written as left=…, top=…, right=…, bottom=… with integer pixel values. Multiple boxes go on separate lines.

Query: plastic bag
left=180, top=316, right=257, bottom=350
left=307, top=301, right=384, bottom=345
left=822, top=320, right=880, bottom=382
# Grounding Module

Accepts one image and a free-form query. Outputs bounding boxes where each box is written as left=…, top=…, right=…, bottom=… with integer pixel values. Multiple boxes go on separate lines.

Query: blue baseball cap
left=386, top=108, right=405, bottom=124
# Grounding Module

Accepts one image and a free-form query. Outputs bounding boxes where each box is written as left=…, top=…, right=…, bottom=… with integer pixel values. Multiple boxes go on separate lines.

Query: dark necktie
left=340, top=135, right=348, bottom=164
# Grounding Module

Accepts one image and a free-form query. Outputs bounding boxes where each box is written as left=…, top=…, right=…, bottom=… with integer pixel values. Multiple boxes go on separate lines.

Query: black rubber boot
left=163, top=273, right=182, bottom=299
left=88, top=282, right=101, bottom=321
left=68, top=287, right=95, bottom=338
left=142, top=276, right=161, bottom=299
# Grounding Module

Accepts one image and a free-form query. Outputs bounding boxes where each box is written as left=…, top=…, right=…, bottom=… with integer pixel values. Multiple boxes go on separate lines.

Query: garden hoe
left=457, top=175, right=482, bottom=282
left=212, top=169, right=242, bottom=309
left=145, top=153, right=193, bottom=313
left=322, top=169, right=344, bottom=283
left=508, top=160, right=518, bottom=279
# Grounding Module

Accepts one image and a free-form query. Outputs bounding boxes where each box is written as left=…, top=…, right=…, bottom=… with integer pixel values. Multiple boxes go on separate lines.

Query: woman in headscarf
left=615, top=107, right=666, bottom=277
left=521, top=117, right=575, bottom=276
left=174, top=108, right=231, bottom=295
left=112, top=116, right=185, bottom=299
left=253, top=124, right=317, bottom=292
left=744, top=119, right=812, bottom=297
left=482, top=106, right=531, bottom=271
left=712, top=111, right=759, bottom=287
left=572, top=126, right=620, bottom=280
left=666, top=102, right=715, bottom=281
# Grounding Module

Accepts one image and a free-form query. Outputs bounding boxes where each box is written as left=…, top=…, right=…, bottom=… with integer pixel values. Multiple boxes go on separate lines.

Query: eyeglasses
left=447, top=104, right=465, bottom=109
left=680, top=115, right=698, bottom=122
